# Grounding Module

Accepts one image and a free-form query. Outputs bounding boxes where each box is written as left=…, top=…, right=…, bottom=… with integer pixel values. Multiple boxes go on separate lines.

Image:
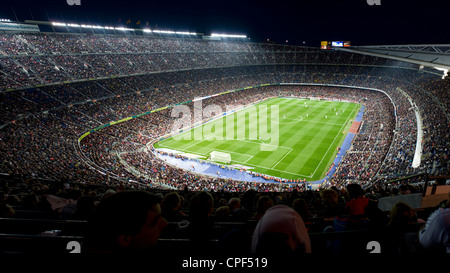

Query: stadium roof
left=337, top=45, right=450, bottom=75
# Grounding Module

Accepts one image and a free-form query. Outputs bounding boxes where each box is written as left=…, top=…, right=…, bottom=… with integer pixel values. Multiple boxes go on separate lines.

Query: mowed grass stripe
left=272, top=100, right=344, bottom=175
left=248, top=99, right=305, bottom=169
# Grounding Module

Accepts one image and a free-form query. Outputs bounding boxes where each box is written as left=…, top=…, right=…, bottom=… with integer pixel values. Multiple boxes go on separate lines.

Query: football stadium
left=0, top=0, right=449, bottom=263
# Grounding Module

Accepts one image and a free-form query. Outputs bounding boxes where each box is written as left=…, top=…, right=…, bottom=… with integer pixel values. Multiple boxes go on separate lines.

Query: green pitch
left=153, top=97, right=360, bottom=181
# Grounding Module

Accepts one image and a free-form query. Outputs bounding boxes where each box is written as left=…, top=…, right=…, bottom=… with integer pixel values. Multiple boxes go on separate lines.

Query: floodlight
left=153, top=30, right=176, bottom=34
left=52, top=22, right=67, bottom=27
left=175, top=31, right=197, bottom=35
left=211, top=33, right=247, bottom=38
left=115, top=27, right=134, bottom=31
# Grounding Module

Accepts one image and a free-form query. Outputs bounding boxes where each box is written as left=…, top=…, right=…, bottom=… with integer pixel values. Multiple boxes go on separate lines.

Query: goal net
left=210, top=151, right=231, bottom=163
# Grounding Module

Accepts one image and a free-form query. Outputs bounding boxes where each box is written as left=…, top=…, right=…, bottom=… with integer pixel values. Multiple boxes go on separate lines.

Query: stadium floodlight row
left=211, top=33, right=247, bottom=39
left=50, top=21, right=245, bottom=38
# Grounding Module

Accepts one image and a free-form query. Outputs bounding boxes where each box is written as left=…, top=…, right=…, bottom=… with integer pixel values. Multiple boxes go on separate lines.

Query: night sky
left=1, top=0, right=449, bottom=46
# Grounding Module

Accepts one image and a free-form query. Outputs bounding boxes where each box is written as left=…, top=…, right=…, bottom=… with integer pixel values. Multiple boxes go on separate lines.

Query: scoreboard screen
left=332, top=41, right=343, bottom=47
left=321, top=41, right=331, bottom=49
left=320, top=40, right=351, bottom=49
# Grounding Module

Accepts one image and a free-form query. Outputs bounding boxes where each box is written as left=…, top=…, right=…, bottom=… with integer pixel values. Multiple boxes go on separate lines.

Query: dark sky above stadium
left=1, top=0, right=449, bottom=46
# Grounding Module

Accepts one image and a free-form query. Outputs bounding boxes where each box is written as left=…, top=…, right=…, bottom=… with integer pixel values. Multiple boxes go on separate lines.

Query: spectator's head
left=388, top=202, right=416, bottom=227
left=227, top=197, right=241, bottom=212
left=320, top=189, right=339, bottom=207
left=256, top=196, right=273, bottom=215
left=189, top=191, right=214, bottom=220
left=346, top=184, right=365, bottom=199
left=161, top=192, right=181, bottom=213
left=217, top=198, right=227, bottom=207
left=6, top=195, right=21, bottom=206
left=251, top=205, right=311, bottom=255
left=214, top=206, right=230, bottom=220
left=340, top=188, right=349, bottom=202
left=101, top=189, right=116, bottom=201
left=241, top=189, right=257, bottom=210
left=292, top=198, right=309, bottom=220
left=85, top=190, right=167, bottom=253
left=0, top=203, right=15, bottom=218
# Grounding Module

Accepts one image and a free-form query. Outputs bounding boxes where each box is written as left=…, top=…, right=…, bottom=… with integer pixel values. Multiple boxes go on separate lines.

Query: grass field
left=153, top=97, right=360, bottom=181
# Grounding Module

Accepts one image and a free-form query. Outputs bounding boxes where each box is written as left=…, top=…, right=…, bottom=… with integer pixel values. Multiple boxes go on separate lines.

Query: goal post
left=210, top=151, right=231, bottom=163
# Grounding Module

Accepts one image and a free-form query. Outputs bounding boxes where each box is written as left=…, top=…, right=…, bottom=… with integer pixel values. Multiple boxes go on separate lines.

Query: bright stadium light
left=115, top=27, right=134, bottom=31
left=52, top=22, right=67, bottom=27
left=80, top=24, right=105, bottom=29
left=51, top=21, right=194, bottom=35
left=52, top=21, right=134, bottom=31
left=149, top=29, right=198, bottom=35
left=211, top=33, right=247, bottom=39
left=153, top=30, right=176, bottom=34
left=175, top=31, right=197, bottom=35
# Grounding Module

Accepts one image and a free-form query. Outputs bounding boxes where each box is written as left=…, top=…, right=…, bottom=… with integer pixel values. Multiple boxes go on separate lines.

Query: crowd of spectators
left=0, top=32, right=325, bottom=91
left=1, top=174, right=448, bottom=255
left=0, top=32, right=448, bottom=197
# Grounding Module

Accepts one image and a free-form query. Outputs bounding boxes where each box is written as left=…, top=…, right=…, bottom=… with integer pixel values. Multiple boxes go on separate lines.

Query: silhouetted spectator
left=345, top=184, right=369, bottom=216
left=161, top=192, right=185, bottom=222
left=70, top=195, right=97, bottom=220
left=83, top=190, right=167, bottom=253
left=292, top=198, right=310, bottom=221
left=214, top=206, right=230, bottom=221
left=251, top=195, right=274, bottom=221
left=385, top=202, right=425, bottom=254
left=0, top=203, right=15, bottom=218
left=188, top=191, right=215, bottom=240
left=318, top=189, right=346, bottom=218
